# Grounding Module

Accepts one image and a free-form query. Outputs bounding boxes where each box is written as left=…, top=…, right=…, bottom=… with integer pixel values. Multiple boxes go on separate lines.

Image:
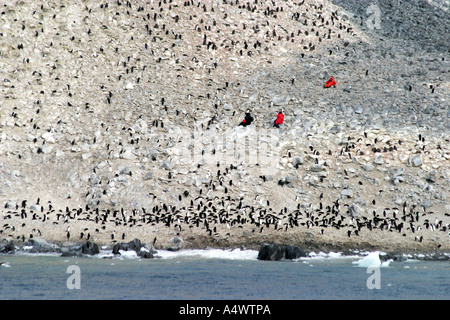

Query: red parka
left=275, top=113, right=284, bottom=125
left=325, top=77, right=337, bottom=88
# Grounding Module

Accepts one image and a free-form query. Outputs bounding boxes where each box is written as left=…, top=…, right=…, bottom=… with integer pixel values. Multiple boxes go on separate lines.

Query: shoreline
left=1, top=239, right=449, bottom=263
left=2, top=228, right=449, bottom=262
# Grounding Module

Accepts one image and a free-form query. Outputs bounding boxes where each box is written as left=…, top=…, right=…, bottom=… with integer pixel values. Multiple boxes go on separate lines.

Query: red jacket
left=325, top=77, right=337, bottom=88
left=275, top=113, right=284, bottom=125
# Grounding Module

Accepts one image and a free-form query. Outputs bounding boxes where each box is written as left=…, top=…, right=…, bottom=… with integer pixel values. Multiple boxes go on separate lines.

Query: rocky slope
left=0, top=0, right=449, bottom=253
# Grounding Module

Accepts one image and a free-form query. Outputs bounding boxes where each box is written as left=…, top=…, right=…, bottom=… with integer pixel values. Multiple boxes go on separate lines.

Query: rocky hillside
left=1, top=0, right=449, bottom=250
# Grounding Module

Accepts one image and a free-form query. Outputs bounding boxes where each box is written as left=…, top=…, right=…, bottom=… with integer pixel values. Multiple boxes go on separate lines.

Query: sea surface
left=1, top=249, right=449, bottom=300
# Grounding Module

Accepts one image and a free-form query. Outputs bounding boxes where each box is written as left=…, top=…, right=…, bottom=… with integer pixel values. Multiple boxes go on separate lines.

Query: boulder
left=425, top=170, right=436, bottom=183
left=166, top=237, right=183, bottom=251
left=138, top=250, right=154, bottom=259
left=348, top=203, right=364, bottom=218
left=113, top=240, right=136, bottom=254
left=127, top=238, right=142, bottom=252
left=293, top=156, right=304, bottom=168
left=26, top=238, right=60, bottom=253
left=112, top=238, right=154, bottom=258
left=4, top=201, right=17, bottom=209
left=120, top=149, right=136, bottom=160
left=257, top=243, right=285, bottom=261
left=409, top=154, right=422, bottom=167
left=60, top=251, right=81, bottom=257
left=374, top=154, right=383, bottom=165
left=271, top=95, right=290, bottom=106
left=284, top=176, right=294, bottom=188
left=148, top=149, right=158, bottom=161
left=112, top=243, right=126, bottom=254
left=341, top=188, right=353, bottom=198
left=143, top=172, right=153, bottom=180
left=138, top=244, right=156, bottom=259
left=278, top=176, right=294, bottom=188
left=81, top=241, right=100, bottom=255
left=0, top=240, right=15, bottom=253
left=162, top=160, right=173, bottom=170
left=285, top=245, right=307, bottom=259
left=309, top=164, right=323, bottom=172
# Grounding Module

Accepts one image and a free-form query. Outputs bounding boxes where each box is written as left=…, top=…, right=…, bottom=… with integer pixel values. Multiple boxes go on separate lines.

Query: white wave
left=155, top=248, right=259, bottom=261
left=303, top=251, right=360, bottom=260
left=96, top=250, right=115, bottom=259
left=117, top=250, right=139, bottom=259
left=12, top=251, right=61, bottom=257
left=352, top=251, right=392, bottom=268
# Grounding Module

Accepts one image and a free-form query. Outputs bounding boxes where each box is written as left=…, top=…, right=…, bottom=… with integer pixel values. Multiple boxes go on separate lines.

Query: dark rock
left=26, top=238, right=60, bottom=253
left=127, top=238, right=142, bottom=252
left=112, top=242, right=123, bottom=255
left=422, top=254, right=449, bottom=261
left=81, top=241, right=100, bottom=255
left=60, top=250, right=81, bottom=257
left=112, top=238, right=154, bottom=258
left=0, top=240, right=15, bottom=253
left=380, top=253, right=407, bottom=262
left=138, top=250, right=154, bottom=259
left=257, top=243, right=285, bottom=261
left=113, top=238, right=142, bottom=254
left=285, top=245, right=307, bottom=259
left=166, top=237, right=183, bottom=251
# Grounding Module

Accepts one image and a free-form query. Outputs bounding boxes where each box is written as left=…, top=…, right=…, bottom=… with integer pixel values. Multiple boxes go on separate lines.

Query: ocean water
left=0, top=249, right=449, bottom=300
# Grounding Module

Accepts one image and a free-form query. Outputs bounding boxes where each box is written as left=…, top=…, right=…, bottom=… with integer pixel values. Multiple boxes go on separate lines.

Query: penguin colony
left=0, top=1, right=448, bottom=252
left=2, top=181, right=449, bottom=251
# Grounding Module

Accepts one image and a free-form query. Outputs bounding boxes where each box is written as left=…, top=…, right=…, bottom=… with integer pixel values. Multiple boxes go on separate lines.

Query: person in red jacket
left=239, top=109, right=254, bottom=127
left=324, top=76, right=337, bottom=88
left=273, top=110, right=284, bottom=128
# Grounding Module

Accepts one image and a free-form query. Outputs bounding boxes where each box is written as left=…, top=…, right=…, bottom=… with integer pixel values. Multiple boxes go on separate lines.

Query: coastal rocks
left=26, top=238, right=60, bottom=253
left=0, top=240, right=15, bottom=253
left=257, top=243, right=307, bottom=261
left=257, top=243, right=285, bottom=261
left=112, top=238, right=140, bottom=254
left=81, top=241, right=100, bottom=255
left=285, top=245, right=307, bottom=259
left=112, top=238, right=155, bottom=258
left=166, top=236, right=183, bottom=252
left=60, top=243, right=95, bottom=257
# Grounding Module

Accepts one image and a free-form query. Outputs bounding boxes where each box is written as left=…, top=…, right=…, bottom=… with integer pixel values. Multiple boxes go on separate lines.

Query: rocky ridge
left=0, top=0, right=449, bottom=254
